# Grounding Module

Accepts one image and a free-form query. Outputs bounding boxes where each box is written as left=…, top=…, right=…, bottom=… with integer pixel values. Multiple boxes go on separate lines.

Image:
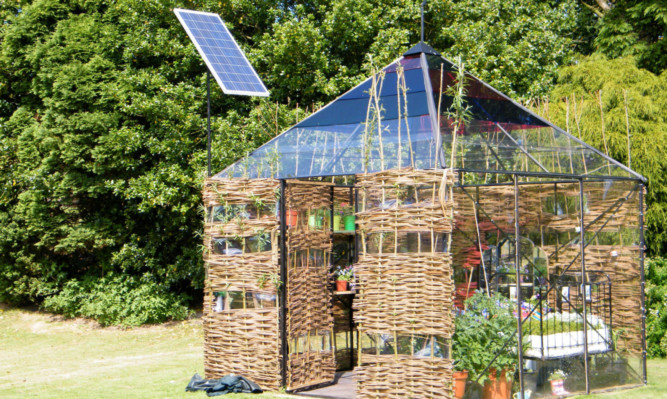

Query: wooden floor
left=297, top=371, right=356, bottom=399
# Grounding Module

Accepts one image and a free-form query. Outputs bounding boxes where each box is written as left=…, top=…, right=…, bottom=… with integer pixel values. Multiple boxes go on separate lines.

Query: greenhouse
left=201, top=42, right=647, bottom=399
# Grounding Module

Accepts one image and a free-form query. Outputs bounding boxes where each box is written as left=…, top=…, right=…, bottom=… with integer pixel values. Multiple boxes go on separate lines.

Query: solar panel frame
left=174, top=8, right=269, bottom=97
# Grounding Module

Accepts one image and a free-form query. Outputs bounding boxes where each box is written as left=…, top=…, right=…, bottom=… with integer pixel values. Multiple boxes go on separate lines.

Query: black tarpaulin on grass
left=186, top=373, right=263, bottom=396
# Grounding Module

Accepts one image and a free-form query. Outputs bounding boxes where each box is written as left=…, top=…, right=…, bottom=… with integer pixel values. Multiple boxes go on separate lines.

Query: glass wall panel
left=582, top=180, right=644, bottom=390
left=451, top=177, right=645, bottom=397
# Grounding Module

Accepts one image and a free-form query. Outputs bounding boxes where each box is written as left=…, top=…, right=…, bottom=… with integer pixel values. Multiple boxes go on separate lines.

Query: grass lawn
left=0, top=306, right=296, bottom=399
left=574, top=358, right=667, bottom=399
left=0, top=305, right=664, bottom=398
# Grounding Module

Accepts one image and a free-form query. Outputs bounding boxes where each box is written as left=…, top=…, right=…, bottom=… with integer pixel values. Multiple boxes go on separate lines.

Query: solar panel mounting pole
left=207, top=71, right=212, bottom=177
left=174, top=8, right=270, bottom=178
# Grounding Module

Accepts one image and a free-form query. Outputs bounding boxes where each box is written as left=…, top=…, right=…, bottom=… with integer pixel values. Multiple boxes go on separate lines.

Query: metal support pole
left=514, top=176, right=525, bottom=397
left=279, top=180, right=288, bottom=388
left=579, top=178, right=590, bottom=394
left=352, top=186, right=358, bottom=365
left=639, top=183, right=648, bottom=384
left=207, top=71, right=212, bottom=177
left=554, top=183, right=559, bottom=264
left=421, top=0, right=427, bottom=42
left=330, top=186, right=335, bottom=233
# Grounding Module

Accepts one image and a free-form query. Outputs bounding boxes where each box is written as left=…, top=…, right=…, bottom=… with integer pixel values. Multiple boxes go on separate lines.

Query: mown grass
left=0, top=305, right=664, bottom=398
left=0, top=306, right=295, bottom=399
left=574, top=358, right=667, bottom=399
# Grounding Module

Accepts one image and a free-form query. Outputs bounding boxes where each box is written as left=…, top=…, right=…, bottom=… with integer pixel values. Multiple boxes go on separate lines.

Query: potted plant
left=548, top=369, right=567, bottom=395
left=453, top=292, right=522, bottom=399
left=452, top=361, right=470, bottom=399
left=335, top=265, right=353, bottom=291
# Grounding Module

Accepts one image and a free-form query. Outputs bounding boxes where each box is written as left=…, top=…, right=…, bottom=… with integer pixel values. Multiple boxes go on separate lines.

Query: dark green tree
left=583, top=0, right=666, bottom=74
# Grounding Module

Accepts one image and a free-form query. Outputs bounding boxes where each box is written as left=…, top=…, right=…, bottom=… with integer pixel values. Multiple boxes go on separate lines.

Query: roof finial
left=421, top=0, right=427, bottom=43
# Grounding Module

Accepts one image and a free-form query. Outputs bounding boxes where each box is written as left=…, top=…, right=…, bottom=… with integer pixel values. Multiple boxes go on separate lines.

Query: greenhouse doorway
left=283, top=180, right=359, bottom=398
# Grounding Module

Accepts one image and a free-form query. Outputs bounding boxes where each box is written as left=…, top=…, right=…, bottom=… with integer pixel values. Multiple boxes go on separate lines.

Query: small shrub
left=646, top=257, right=667, bottom=357
left=42, top=274, right=192, bottom=327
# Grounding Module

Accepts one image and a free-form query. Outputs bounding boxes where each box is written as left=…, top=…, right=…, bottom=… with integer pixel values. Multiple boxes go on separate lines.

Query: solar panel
left=174, top=8, right=269, bottom=97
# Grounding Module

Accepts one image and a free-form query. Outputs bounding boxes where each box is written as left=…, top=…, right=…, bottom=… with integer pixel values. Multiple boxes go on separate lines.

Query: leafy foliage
left=42, top=273, right=192, bottom=327
left=535, top=55, right=667, bottom=255
left=429, top=0, right=580, bottom=99
left=0, top=0, right=292, bottom=321
left=452, top=292, right=521, bottom=382
left=646, top=257, right=667, bottom=358
left=592, top=0, right=667, bottom=74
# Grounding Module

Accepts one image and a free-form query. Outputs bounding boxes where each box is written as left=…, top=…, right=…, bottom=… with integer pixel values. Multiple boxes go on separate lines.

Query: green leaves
left=430, top=0, right=579, bottom=99
left=452, top=292, right=522, bottom=382
left=594, top=0, right=667, bottom=74
left=646, top=258, right=667, bottom=357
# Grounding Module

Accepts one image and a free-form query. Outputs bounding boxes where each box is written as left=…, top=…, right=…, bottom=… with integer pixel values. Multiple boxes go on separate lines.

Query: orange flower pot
left=483, top=369, right=511, bottom=399
left=336, top=280, right=348, bottom=291
left=453, top=370, right=468, bottom=399
left=286, top=209, right=298, bottom=226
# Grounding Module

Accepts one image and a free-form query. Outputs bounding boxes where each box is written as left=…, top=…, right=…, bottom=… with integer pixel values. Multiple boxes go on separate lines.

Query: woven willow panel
left=288, top=352, right=337, bottom=391
left=356, top=355, right=453, bottom=399
left=356, top=205, right=453, bottom=234
left=287, top=231, right=331, bottom=252
left=202, top=178, right=281, bottom=390
left=205, top=218, right=278, bottom=238
left=203, top=177, right=279, bottom=206
left=285, top=181, right=335, bottom=390
left=286, top=180, right=333, bottom=210
left=354, top=168, right=455, bottom=399
left=206, top=252, right=278, bottom=293
left=356, top=168, right=452, bottom=187
left=287, top=266, right=333, bottom=335
left=203, top=300, right=281, bottom=390
left=354, top=253, right=453, bottom=336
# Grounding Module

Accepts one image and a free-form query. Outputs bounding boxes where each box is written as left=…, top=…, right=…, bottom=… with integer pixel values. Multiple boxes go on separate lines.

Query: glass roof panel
left=427, top=54, right=639, bottom=179
left=220, top=55, right=438, bottom=178
left=218, top=50, right=643, bottom=181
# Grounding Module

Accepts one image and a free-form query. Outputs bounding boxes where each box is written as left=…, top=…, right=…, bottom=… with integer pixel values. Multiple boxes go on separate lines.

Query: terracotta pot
left=286, top=209, right=298, bottom=226
left=336, top=280, right=348, bottom=291
left=453, top=370, right=468, bottom=399
left=483, top=369, right=510, bottom=399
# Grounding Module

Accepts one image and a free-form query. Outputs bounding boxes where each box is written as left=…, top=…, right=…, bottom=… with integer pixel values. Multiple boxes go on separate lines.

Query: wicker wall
left=354, top=168, right=455, bottom=399
left=202, top=177, right=282, bottom=390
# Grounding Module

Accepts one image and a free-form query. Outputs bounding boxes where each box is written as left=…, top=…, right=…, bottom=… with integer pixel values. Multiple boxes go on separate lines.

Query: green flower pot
left=343, top=215, right=355, bottom=231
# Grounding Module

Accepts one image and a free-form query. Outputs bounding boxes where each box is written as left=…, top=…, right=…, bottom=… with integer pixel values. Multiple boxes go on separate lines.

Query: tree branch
left=581, top=0, right=612, bottom=18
